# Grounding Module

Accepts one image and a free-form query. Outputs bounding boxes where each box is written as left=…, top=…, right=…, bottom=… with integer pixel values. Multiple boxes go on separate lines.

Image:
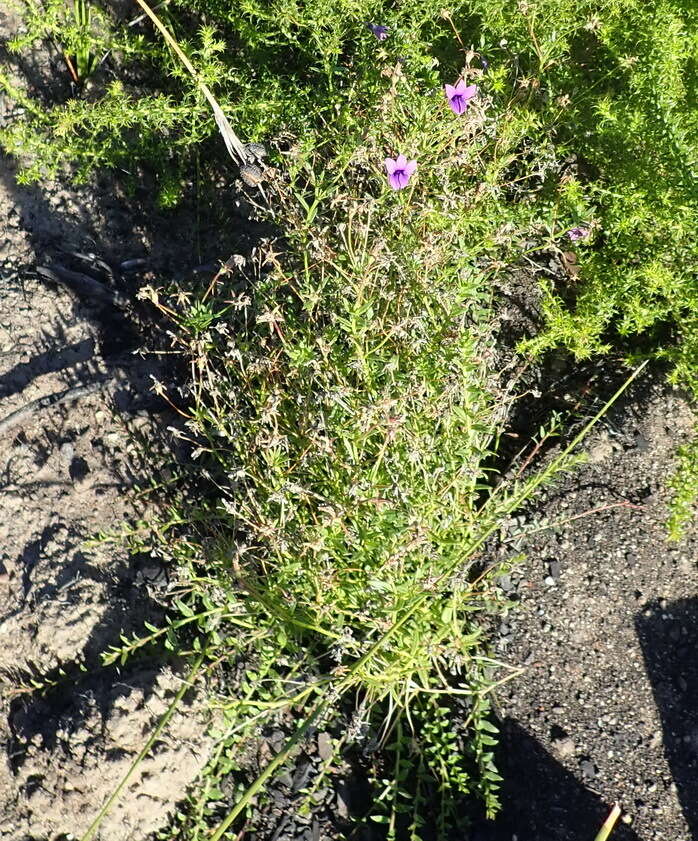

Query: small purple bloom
left=366, top=22, right=389, bottom=41
left=444, top=80, right=478, bottom=114
left=567, top=226, right=590, bottom=242
left=385, top=154, right=417, bottom=190
left=481, top=57, right=489, bottom=70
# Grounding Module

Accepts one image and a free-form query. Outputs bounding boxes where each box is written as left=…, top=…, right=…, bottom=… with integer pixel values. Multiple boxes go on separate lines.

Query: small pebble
left=311, top=788, right=329, bottom=805
left=269, top=730, right=286, bottom=752
left=336, top=783, right=350, bottom=819
left=552, top=736, right=575, bottom=759
left=291, top=760, right=312, bottom=792
left=277, top=771, right=293, bottom=789
left=59, top=442, right=74, bottom=465
left=317, top=732, right=333, bottom=762
left=579, top=758, right=596, bottom=779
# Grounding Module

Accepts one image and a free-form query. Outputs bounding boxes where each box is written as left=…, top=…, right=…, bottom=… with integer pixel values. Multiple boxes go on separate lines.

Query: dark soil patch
left=481, top=375, right=698, bottom=841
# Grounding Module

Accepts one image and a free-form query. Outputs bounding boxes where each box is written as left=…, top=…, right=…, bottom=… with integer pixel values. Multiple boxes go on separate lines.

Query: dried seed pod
left=560, top=250, right=581, bottom=279
left=240, top=163, right=263, bottom=187
left=244, top=142, right=267, bottom=162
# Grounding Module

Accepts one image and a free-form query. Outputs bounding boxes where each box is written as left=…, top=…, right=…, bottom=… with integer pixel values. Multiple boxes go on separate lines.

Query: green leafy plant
left=667, top=431, right=698, bottom=541
left=2, top=0, right=692, bottom=836
left=4, top=0, right=697, bottom=392
left=68, top=0, right=99, bottom=83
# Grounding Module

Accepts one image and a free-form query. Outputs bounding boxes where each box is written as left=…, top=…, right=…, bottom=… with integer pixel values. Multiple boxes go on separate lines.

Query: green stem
left=80, top=653, right=205, bottom=841
left=208, top=695, right=326, bottom=841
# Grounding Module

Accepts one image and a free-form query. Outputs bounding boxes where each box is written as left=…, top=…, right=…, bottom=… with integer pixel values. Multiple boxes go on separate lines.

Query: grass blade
left=132, top=0, right=248, bottom=163
left=594, top=803, right=622, bottom=841
left=79, top=653, right=205, bottom=841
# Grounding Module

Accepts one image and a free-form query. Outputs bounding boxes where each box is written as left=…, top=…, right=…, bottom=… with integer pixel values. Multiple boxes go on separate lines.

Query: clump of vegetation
left=3, top=1, right=697, bottom=391
left=119, top=63, right=555, bottom=833
left=667, top=432, right=698, bottom=541
left=1, top=0, right=695, bottom=837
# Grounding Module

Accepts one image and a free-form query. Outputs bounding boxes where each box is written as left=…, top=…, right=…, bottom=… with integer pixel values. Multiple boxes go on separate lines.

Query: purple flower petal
left=567, top=226, right=590, bottom=241
left=366, top=23, right=389, bottom=40
left=389, top=171, right=407, bottom=190
left=445, top=81, right=478, bottom=114
left=448, top=95, right=466, bottom=114
left=385, top=154, right=417, bottom=190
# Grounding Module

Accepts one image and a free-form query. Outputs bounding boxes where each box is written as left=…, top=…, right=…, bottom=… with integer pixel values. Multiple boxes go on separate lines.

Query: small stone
left=59, top=442, right=74, bottom=465
left=277, top=771, right=293, bottom=789
left=336, top=782, right=350, bottom=819
left=552, top=736, right=575, bottom=759
left=311, top=788, right=329, bottom=805
left=548, top=560, right=561, bottom=581
left=291, top=760, right=312, bottom=792
left=579, top=758, right=596, bottom=779
left=544, top=576, right=555, bottom=587
left=269, top=730, right=286, bottom=752
left=317, top=732, right=333, bottom=762
left=497, top=574, right=514, bottom=592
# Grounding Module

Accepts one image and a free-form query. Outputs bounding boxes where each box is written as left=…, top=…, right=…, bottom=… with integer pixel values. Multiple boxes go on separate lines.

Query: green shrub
left=2, top=0, right=695, bottom=834
left=96, top=53, right=621, bottom=834
left=4, top=0, right=697, bottom=392
left=667, top=431, right=698, bottom=541
left=126, top=76, right=540, bottom=831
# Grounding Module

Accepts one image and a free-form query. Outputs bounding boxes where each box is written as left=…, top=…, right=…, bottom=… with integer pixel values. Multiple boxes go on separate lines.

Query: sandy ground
left=0, top=87, right=214, bottom=841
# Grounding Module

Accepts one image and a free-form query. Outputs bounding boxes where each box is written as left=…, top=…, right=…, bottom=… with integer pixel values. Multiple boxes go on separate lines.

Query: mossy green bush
left=3, top=0, right=697, bottom=389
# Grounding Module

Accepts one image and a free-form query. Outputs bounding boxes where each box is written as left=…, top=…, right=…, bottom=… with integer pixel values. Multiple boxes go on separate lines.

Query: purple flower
left=385, top=154, right=417, bottom=190
left=444, top=80, right=478, bottom=114
left=366, top=22, right=389, bottom=41
left=481, top=57, right=489, bottom=70
left=567, top=226, right=590, bottom=242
